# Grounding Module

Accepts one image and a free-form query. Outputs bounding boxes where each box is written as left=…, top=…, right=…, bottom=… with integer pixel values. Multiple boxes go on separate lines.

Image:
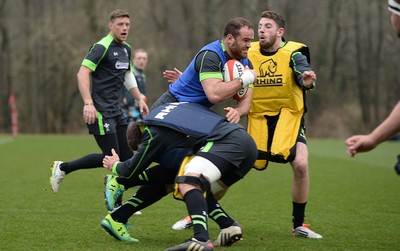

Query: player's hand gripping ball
left=223, top=60, right=248, bottom=101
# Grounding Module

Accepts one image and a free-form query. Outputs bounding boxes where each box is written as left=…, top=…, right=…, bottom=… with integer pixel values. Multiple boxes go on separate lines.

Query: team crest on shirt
left=104, top=123, right=110, bottom=132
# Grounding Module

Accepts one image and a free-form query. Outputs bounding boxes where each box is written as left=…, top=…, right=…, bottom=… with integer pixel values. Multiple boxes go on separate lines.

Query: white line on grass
left=0, top=137, right=14, bottom=145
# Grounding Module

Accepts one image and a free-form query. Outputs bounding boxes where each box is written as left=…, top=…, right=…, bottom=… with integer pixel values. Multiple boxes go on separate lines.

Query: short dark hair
left=109, top=9, right=130, bottom=23
left=127, top=123, right=143, bottom=151
left=223, top=17, right=253, bottom=38
left=260, top=11, right=285, bottom=29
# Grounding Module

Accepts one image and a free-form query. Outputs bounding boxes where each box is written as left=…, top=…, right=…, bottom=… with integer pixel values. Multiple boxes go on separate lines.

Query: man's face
left=109, top=17, right=130, bottom=43
left=258, top=17, right=284, bottom=50
left=227, top=27, right=254, bottom=60
left=133, top=52, right=148, bottom=70
left=390, top=13, right=400, bottom=38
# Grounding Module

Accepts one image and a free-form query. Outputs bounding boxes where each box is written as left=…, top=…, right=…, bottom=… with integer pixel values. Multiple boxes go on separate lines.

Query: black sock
left=111, top=184, right=167, bottom=223
left=207, top=195, right=234, bottom=229
left=184, top=189, right=209, bottom=242
left=60, top=154, right=104, bottom=174
left=292, top=201, right=306, bottom=228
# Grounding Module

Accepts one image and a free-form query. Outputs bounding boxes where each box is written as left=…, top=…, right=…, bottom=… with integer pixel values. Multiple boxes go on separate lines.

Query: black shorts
left=86, top=113, right=128, bottom=135
left=151, top=90, right=178, bottom=110
left=197, top=129, right=257, bottom=187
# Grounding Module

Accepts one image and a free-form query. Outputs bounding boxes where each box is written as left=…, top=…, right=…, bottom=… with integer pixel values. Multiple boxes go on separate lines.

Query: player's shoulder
left=96, top=34, right=114, bottom=47
left=198, top=50, right=220, bottom=61
left=123, top=41, right=131, bottom=48
left=284, top=41, right=307, bottom=51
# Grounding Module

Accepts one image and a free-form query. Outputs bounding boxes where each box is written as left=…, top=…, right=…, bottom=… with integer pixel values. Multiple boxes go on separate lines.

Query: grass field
left=0, top=134, right=399, bottom=250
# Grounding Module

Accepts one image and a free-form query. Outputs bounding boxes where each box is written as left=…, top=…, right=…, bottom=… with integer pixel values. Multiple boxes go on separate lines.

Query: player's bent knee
left=176, top=174, right=211, bottom=194
left=184, top=156, right=222, bottom=183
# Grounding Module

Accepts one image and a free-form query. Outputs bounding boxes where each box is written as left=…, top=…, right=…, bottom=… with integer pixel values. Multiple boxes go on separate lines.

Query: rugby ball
left=223, top=60, right=248, bottom=101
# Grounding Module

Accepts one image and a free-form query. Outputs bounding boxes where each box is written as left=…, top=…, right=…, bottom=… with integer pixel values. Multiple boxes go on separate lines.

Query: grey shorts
left=151, top=90, right=178, bottom=110
left=197, top=128, right=257, bottom=186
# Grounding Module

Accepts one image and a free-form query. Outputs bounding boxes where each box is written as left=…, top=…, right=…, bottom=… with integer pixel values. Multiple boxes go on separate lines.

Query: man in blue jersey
left=154, top=17, right=257, bottom=123
left=49, top=9, right=149, bottom=193
left=100, top=102, right=257, bottom=250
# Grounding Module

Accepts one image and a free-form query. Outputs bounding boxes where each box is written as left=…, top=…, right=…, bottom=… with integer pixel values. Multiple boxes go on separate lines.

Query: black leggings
left=61, top=124, right=132, bottom=174
left=94, top=123, right=132, bottom=161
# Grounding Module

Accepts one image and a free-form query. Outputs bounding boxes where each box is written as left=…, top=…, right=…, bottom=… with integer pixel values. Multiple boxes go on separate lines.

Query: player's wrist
left=112, top=161, right=120, bottom=174
left=304, top=81, right=315, bottom=90
left=238, top=70, right=254, bottom=87
left=84, top=99, right=93, bottom=106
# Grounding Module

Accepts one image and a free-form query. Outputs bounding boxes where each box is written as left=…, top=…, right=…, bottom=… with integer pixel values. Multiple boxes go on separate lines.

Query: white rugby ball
left=223, top=59, right=248, bottom=101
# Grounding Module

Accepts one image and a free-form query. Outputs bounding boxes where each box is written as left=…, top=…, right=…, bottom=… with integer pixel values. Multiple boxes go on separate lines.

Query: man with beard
left=152, top=17, right=257, bottom=122
left=246, top=10, right=322, bottom=239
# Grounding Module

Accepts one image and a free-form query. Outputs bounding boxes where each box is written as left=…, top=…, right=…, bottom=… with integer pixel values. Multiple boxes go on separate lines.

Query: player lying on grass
left=101, top=102, right=257, bottom=250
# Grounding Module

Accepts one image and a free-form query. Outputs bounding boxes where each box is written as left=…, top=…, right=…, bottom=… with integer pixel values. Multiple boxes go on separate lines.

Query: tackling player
left=101, top=102, right=257, bottom=250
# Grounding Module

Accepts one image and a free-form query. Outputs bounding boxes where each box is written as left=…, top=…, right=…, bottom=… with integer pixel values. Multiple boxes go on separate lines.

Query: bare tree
left=0, top=0, right=398, bottom=138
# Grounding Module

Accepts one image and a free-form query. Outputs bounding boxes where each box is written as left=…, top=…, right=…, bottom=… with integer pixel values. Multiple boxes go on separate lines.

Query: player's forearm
left=292, top=53, right=315, bottom=90
left=370, top=102, right=400, bottom=143
left=235, top=89, right=252, bottom=116
left=129, top=87, right=145, bottom=102
left=203, top=79, right=243, bottom=104
left=115, top=156, right=148, bottom=179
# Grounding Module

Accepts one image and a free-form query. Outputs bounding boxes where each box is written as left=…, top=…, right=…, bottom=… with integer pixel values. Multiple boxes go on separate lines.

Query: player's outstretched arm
left=346, top=101, right=400, bottom=156
left=163, top=68, right=182, bottom=83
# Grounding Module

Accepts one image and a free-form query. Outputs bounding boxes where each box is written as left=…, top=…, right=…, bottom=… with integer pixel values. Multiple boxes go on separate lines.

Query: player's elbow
left=76, top=71, right=82, bottom=81
left=76, top=70, right=87, bottom=84
left=207, top=94, right=224, bottom=104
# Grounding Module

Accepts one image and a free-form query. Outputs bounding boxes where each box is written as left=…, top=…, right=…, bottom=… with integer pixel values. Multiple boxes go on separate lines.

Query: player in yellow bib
left=247, top=10, right=322, bottom=239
